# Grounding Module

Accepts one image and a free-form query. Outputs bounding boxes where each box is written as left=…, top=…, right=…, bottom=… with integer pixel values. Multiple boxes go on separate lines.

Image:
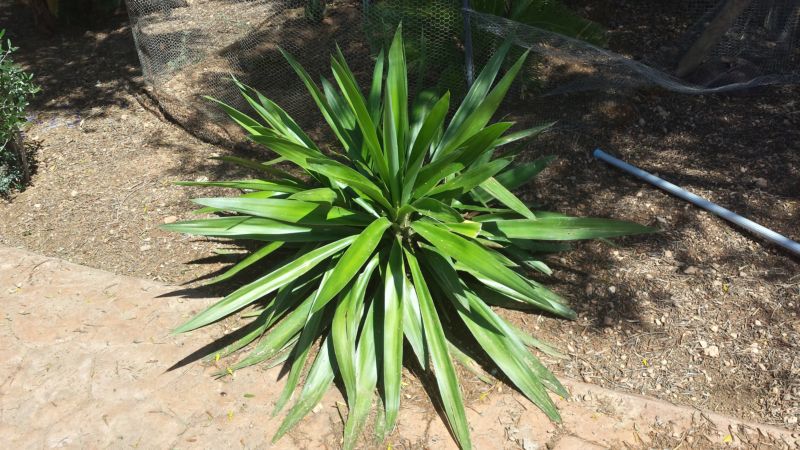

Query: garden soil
left=0, top=1, right=798, bottom=446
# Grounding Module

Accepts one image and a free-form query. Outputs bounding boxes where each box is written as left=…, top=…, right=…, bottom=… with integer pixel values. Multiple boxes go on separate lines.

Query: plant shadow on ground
left=140, top=127, right=261, bottom=182
left=498, top=74, right=799, bottom=425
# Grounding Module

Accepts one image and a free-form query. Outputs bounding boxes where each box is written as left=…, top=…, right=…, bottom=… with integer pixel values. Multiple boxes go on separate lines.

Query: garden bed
left=0, top=0, right=797, bottom=439
left=133, top=0, right=371, bottom=146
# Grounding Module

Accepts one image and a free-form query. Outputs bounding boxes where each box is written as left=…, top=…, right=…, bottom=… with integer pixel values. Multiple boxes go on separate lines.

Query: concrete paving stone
left=1, top=245, right=797, bottom=449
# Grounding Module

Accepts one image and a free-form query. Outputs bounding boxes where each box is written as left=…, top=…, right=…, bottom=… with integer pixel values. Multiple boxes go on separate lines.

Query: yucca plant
left=304, top=0, right=327, bottom=23
left=164, top=26, right=654, bottom=449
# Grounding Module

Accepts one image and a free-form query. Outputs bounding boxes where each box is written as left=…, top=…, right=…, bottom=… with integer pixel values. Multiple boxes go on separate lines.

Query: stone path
left=1, top=246, right=796, bottom=449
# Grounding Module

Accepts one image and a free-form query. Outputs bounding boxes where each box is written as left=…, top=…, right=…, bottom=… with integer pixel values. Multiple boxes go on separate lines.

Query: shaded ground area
left=0, top=3, right=246, bottom=285
left=0, top=0, right=798, bottom=440
left=2, top=245, right=796, bottom=449
left=504, top=84, right=800, bottom=431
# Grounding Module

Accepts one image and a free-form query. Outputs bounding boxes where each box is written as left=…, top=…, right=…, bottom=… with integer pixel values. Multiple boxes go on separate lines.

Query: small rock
left=754, top=177, right=768, bottom=188
left=34, top=203, right=41, bottom=209
left=699, top=340, right=708, bottom=349
left=70, top=190, right=78, bottom=197
left=608, top=286, right=617, bottom=294
left=522, top=438, right=539, bottom=450
left=704, top=345, right=720, bottom=358
left=139, top=244, right=152, bottom=252
left=710, top=325, right=719, bottom=333
left=787, top=416, right=798, bottom=425
left=683, top=266, right=700, bottom=275
left=163, top=215, right=178, bottom=224
left=664, top=250, right=673, bottom=259
left=311, top=404, right=323, bottom=414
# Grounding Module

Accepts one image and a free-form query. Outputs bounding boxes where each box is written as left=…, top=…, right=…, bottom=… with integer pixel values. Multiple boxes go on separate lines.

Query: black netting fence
left=126, top=0, right=800, bottom=145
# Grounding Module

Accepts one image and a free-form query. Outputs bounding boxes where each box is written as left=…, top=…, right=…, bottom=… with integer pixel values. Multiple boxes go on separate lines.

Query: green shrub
left=164, top=27, right=653, bottom=449
left=0, top=29, right=39, bottom=195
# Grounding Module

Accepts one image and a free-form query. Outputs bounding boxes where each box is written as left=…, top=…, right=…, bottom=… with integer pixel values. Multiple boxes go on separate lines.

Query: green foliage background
left=0, top=30, right=39, bottom=195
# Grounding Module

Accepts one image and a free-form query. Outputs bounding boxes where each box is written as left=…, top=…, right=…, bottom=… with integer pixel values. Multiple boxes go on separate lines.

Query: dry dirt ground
left=0, top=0, right=798, bottom=445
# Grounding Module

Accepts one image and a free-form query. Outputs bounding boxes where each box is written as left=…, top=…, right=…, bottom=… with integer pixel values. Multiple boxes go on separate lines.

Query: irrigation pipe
left=593, top=148, right=800, bottom=257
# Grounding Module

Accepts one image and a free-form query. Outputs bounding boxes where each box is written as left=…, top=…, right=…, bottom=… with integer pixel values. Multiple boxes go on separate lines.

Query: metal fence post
left=462, top=0, right=475, bottom=87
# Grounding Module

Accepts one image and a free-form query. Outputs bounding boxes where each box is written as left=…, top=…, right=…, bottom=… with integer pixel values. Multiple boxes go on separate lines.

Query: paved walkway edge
left=1, top=245, right=796, bottom=449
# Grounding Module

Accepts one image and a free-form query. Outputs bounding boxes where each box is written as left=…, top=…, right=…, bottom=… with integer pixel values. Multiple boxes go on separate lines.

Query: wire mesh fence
left=125, top=0, right=800, bottom=146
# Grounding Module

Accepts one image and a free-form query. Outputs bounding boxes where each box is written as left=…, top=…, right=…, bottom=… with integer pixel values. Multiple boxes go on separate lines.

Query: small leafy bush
left=1, top=29, right=39, bottom=195
left=165, top=27, right=653, bottom=449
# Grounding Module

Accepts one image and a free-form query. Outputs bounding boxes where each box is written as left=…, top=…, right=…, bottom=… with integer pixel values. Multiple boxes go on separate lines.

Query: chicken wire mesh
left=126, top=0, right=800, bottom=145
left=127, top=0, right=466, bottom=144
left=467, top=0, right=800, bottom=96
